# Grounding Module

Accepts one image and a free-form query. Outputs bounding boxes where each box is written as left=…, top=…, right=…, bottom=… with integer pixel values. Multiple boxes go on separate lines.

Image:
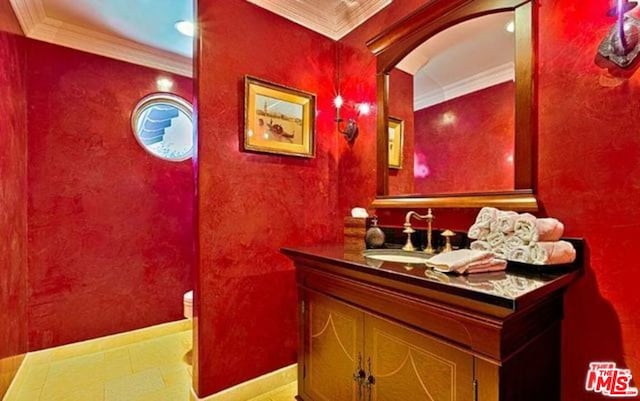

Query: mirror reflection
left=388, top=11, right=516, bottom=196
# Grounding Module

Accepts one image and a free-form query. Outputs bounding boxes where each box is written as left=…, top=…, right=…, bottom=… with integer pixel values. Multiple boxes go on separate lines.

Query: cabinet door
left=301, top=291, right=364, bottom=401
left=364, top=314, right=474, bottom=401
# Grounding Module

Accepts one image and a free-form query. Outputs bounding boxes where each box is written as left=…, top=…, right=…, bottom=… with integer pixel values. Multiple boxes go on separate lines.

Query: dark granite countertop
left=282, top=244, right=582, bottom=311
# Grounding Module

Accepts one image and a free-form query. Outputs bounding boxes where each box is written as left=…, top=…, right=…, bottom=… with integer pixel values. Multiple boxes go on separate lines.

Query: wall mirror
left=368, top=0, right=537, bottom=210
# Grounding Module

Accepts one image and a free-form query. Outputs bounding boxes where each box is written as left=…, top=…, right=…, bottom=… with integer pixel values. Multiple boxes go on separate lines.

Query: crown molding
left=9, top=0, right=192, bottom=77
left=414, top=62, right=514, bottom=110
left=333, top=0, right=392, bottom=34
left=247, top=0, right=392, bottom=40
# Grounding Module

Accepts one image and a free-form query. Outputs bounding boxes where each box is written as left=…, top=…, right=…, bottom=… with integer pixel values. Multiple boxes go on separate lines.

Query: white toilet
left=183, top=290, right=193, bottom=319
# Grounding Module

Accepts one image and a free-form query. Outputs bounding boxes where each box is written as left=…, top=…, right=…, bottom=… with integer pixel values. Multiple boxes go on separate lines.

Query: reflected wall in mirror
left=369, top=0, right=536, bottom=210
left=389, top=11, right=516, bottom=195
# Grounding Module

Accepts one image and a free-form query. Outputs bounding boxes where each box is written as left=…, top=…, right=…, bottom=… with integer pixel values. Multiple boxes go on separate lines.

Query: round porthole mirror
left=131, top=93, right=193, bottom=161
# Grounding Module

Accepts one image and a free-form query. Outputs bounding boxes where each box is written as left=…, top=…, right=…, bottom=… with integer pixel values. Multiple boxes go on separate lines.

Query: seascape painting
left=252, top=94, right=304, bottom=146
left=244, top=76, right=315, bottom=158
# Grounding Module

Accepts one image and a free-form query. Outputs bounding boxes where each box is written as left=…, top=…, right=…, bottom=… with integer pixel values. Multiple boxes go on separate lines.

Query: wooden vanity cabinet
left=301, top=290, right=473, bottom=401
left=285, top=246, right=580, bottom=401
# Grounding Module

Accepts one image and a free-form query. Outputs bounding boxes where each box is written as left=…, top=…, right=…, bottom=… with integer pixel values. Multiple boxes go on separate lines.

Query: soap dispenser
left=365, top=216, right=386, bottom=249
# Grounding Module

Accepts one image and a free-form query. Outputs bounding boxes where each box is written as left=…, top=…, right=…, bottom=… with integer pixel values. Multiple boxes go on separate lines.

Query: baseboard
left=1, top=354, right=26, bottom=400
left=26, top=319, right=192, bottom=365
left=190, top=364, right=297, bottom=401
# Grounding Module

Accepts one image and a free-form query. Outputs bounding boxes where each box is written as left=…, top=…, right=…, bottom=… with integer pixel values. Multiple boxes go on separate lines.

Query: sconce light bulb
left=334, top=95, right=344, bottom=109
left=358, top=102, right=371, bottom=116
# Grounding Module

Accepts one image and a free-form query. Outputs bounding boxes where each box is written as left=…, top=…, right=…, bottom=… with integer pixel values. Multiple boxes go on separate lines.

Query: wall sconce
left=334, top=95, right=370, bottom=143
left=598, top=0, right=640, bottom=67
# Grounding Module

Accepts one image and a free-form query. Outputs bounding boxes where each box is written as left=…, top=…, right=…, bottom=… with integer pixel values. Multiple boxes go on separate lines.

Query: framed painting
left=388, top=117, right=404, bottom=169
left=244, top=76, right=316, bottom=158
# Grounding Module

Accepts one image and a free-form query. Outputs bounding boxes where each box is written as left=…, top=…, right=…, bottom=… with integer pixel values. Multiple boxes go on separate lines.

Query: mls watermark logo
left=586, top=362, right=638, bottom=397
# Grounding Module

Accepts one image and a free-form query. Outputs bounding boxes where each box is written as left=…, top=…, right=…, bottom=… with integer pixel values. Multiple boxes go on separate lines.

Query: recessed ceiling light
left=505, top=21, right=515, bottom=33
left=175, top=20, right=195, bottom=37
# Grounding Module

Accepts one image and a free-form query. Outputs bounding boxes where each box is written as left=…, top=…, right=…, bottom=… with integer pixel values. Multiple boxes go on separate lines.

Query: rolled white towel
left=490, top=211, right=519, bottom=234
left=514, top=213, right=539, bottom=243
left=493, top=243, right=509, bottom=260
left=487, top=231, right=506, bottom=248
left=505, top=234, right=525, bottom=252
left=470, top=240, right=492, bottom=252
left=536, top=218, right=565, bottom=241
left=529, top=244, right=546, bottom=265
left=468, top=224, right=489, bottom=240
left=508, top=245, right=531, bottom=263
left=474, top=207, right=499, bottom=229
left=530, top=241, right=576, bottom=265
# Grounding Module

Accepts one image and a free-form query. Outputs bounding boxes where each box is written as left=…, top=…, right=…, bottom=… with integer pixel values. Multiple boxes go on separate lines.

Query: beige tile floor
left=5, top=324, right=193, bottom=401
left=3, top=321, right=297, bottom=401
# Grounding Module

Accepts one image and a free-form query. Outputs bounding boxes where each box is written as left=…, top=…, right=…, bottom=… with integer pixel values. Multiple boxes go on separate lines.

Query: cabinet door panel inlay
left=305, top=292, right=363, bottom=401
left=366, top=316, right=472, bottom=401
left=311, top=313, right=355, bottom=363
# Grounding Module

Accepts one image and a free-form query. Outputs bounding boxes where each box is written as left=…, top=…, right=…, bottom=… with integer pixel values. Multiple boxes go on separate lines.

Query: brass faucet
left=401, top=209, right=435, bottom=254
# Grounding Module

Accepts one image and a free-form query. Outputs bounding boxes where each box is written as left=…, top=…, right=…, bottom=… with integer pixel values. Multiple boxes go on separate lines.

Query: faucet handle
left=402, top=222, right=415, bottom=234
left=427, top=208, right=434, bottom=220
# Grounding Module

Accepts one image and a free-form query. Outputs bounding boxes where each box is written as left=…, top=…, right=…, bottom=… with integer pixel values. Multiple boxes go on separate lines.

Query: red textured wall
left=539, top=2, right=640, bottom=399
left=26, top=39, right=194, bottom=350
left=388, top=68, right=415, bottom=195
left=413, top=82, right=515, bottom=194
left=196, top=0, right=341, bottom=396
left=341, top=2, right=640, bottom=400
left=0, top=30, right=27, bottom=391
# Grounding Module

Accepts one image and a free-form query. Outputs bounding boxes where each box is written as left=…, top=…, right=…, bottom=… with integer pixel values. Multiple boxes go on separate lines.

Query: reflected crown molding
left=414, top=62, right=515, bottom=110
left=8, top=0, right=192, bottom=77
left=246, top=0, right=392, bottom=40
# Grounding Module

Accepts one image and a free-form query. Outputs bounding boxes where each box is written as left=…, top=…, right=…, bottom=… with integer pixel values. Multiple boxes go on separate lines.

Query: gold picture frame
left=244, top=76, right=316, bottom=158
left=388, top=117, right=404, bottom=169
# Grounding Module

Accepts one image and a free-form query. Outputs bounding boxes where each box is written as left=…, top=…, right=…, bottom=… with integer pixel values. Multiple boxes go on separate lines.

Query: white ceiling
left=396, top=12, right=516, bottom=110
left=7, top=0, right=512, bottom=103
left=9, top=0, right=193, bottom=76
left=8, top=0, right=393, bottom=77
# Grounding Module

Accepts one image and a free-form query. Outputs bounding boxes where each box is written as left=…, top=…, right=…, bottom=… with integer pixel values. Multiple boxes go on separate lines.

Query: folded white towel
left=456, top=258, right=507, bottom=274
left=426, top=249, right=493, bottom=272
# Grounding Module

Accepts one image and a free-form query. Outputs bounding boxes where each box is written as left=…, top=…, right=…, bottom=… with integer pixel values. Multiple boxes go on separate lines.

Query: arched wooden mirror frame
left=367, top=0, right=538, bottom=211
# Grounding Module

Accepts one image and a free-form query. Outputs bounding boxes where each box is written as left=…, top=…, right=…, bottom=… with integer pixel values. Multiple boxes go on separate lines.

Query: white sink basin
left=362, top=249, right=433, bottom=266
